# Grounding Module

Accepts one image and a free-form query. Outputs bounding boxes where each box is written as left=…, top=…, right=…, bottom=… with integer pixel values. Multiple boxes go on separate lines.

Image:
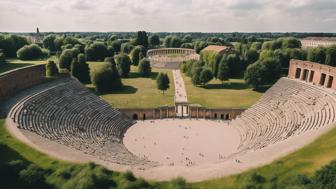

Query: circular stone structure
left=147, top=48, right=200, bottom=69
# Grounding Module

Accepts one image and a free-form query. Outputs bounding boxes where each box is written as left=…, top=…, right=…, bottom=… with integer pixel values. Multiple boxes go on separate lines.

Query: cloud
left=0, top=0, right=335, bottom=32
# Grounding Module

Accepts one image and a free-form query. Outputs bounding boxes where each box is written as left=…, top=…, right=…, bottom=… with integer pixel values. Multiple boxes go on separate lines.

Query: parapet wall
left=0, top=64, right=46, bottom=103
left=120, top=107, right=245, bottom=120
left=288, top=59, right=336, bottom=90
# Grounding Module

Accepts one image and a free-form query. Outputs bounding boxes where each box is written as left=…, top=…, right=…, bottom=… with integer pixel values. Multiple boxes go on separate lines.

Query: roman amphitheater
left=1, top=56, right=336, bottom=182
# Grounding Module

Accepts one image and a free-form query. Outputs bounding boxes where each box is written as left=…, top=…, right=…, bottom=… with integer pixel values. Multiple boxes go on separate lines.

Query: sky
left=0, top=0, right=336, bottom=33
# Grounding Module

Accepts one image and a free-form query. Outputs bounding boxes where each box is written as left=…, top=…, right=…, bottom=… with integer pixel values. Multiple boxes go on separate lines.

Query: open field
left=182, top=74, right=263, bottom=108
left=88, top=62, right=175, bottom=108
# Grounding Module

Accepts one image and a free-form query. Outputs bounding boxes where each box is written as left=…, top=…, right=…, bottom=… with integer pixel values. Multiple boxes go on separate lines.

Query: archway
left=132, top=114, right=138, bottom=120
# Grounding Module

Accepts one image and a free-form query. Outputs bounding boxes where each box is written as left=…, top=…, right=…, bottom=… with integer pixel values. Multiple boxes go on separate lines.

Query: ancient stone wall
left=120, top=107, right=245, bottom=120
left=0, top=64, right=46, bottom=103
left=288, top=59, right=336, bottom=90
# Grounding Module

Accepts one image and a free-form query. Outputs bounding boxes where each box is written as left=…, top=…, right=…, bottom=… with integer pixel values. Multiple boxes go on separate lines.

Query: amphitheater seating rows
left=231, top=77, right=336, bottom=152
left=9, top=77, right=156, bottom=168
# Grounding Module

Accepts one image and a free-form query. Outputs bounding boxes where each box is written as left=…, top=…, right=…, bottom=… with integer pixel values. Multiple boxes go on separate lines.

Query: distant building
left=300, top=37, right=336, bottom=49
left=201, top=45, right=233, bottom=54
left=28, top=27, right=43, bottom=44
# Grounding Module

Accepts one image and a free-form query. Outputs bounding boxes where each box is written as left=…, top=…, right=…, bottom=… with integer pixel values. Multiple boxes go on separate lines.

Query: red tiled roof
left=201, top=45, right=231, bottom=53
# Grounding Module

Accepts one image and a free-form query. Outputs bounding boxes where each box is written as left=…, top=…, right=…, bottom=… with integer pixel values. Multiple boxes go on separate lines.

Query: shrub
left=90, top=64, right=122, bottom=93
left=115, top=53, right=131, bottom=77
left=45, top=60, right=59, bottom=77
left=138, top=58, right=151, bottom=77
left=59, top=49, right=76, bottom=70
left=71, top=54, right=90, bottom=84
left=156, top=72, right=170, bottom=94
left=16, top=44, right=48, bottom=60
left=199, top=68, right=213, bottom=85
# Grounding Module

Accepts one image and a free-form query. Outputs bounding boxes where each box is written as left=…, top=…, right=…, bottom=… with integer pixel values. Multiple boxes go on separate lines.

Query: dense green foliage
left=45, top=60, right=58, bottom=77
left=115, top=53, right=131, bottom=77
left=134, top=31, right=148, bottom=49
left=0, top=52, right=6, bottom=65
left=217, top=60, right=230, bottom=83
left=71, top=53, right=90, bottom=84
left=244, top=58, right=281, bottom=89
left=59, top=49, right=78, bottom=70
left=0, top=34, right=28, bottom=57
left=16, top=44, right=48, bottom=60
left=164, top=35, right=182, bottom=48
left=138, top=58, right=151, bottom=77
left=130, top=45, right=146, bottom=65
left=156, top=72, right=170, bottom=94
left=90, top=63, right=122, bottom=93
left=85, top=42, right=109, bottom=61
left=149, top=35, right=160, bottom=48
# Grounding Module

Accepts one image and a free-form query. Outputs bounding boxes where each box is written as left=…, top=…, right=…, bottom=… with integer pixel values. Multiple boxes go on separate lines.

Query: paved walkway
left=172, top=69, right=188, bottom=103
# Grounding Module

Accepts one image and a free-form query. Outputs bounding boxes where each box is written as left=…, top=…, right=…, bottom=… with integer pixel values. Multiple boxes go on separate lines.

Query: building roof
left=201, top=45, right=231, bottom=53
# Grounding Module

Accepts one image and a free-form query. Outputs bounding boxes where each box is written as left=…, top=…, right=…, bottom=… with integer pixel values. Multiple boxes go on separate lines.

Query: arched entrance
left=143, top=114, right=146, bottom=120
left=133, top=114, right=138, bottom=120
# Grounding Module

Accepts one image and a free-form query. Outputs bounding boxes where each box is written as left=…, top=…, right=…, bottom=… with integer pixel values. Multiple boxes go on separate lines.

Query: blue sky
left=0, top=0, right=335, bottom=32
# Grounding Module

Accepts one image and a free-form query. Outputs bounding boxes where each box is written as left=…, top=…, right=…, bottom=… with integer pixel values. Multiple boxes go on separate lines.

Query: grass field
left=182, top=74, right=263, bottom=109
left=88, top=62, right=175, bottom=108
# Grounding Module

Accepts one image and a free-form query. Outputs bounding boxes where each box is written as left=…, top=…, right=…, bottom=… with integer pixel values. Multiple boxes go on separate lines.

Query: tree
left=90, top=64, right=122, bottom=93
left=191, top=67, right=202, bottom=86
left=164, top=35, right=182, bottom=48
left=42, top=35, right=57, bottom=52
left=244, top=58, right=281, bottom=89
left=16, top=44, right=49, bottom=60
left=115, top=53, right=131, bottom=77
left=325, top=46, right=336, bottom=66
left=120, top=43, right=134, bottom=54
left=307, top=47, right=326, bottom=64
left=281, top=37, right=301, bottom=49
left=199, top=68, right=213, bottom=85
left=0, top=52, right=6, bottom=65
left=18, top=164, right=49, bottom=189
left=85, top=42, right=109, bottom=61
left=149, top=35, right=160, bottom=47
left=59, top=49, right=75, bottom=70
left=226, top=54, right=243, bottom=77
left=134, top=31, right=148, bottom=49
left=156, top=72, right=170, bottom=94
left=138, top=58, right=151, bottom=77
left=311, top=160, right=336, bottom=189
left=71, top=53, right=90, bottom=84
left=45, top=60, right=58, bottom=77
left=244, top=49, right=259, bottom=65
left=217, top=60, right=230, bottom=84
left=0, top=34, right=28, bottom=57
left=244, top=62, right=264, bottom=89
left=130, top=45, right=146, bottom=65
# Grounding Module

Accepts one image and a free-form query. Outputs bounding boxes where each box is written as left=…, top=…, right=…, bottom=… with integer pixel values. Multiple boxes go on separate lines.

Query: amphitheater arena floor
left=5, top=117, right=336, bottom=182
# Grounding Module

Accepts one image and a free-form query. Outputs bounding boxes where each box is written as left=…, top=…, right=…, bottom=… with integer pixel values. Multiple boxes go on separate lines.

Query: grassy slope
left=183, top=74, right=262, bottom=109
left=0, top=59, right=50, bottom=74
left=88, top=62, right=175, bottom=108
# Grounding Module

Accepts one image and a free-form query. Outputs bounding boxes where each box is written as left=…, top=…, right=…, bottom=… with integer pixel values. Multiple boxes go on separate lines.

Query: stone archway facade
left=288, top=59, right=336, bottom=90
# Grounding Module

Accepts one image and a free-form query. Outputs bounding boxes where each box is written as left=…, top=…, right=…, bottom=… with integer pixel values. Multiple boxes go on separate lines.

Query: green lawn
left=0, top=59, right=49, bottom=74
left=88, top=62, right=175, bottom=108
left=183, top=74, right=263, bottom=109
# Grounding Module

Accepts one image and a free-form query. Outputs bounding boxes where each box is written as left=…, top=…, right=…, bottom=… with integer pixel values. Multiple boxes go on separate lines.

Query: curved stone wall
left=147, top=48, right=200, bottom=69
left=0, top=64, right=46, bottom=103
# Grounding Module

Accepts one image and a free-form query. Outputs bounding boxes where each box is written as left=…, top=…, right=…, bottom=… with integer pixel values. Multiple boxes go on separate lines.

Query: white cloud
left=0, top=0, right=335, bottom=32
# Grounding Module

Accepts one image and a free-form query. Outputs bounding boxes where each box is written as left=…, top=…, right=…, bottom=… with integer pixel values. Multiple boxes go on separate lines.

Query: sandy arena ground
left=124, top=119, right=239, bottom=166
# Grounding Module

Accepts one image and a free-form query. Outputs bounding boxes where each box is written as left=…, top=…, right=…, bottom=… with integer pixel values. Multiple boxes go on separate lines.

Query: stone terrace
left=8, top=77, right=156, bottom=168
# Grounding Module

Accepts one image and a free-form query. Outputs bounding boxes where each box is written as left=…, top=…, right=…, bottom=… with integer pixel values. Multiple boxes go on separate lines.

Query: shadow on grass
left=0, top=143, right=27, bottom=164
left=203, top=82, right=249, bottom=90
left=88, top=85, right=138, bottom=95
left=254, top=85, right=272, bottom=93
left=128, top=71, right=159, bottom=80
